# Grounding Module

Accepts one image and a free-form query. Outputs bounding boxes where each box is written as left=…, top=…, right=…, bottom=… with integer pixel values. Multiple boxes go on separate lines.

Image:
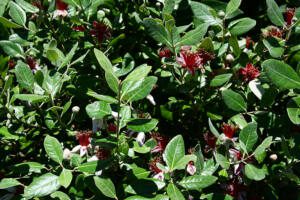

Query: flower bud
left=72, top=106, right=80, bottom=113
left=155, top=2, right=161, bottom=8
left=225, top=54, right=234, bottom=63
left=136, top=132, right=146, bottom=146
left=6, top=113, right=11, bottom=119
left=186, top=162, right=196, bottom=175
left=97, top=10, right=105, bottom=19
left=218, top=10, right=225, bottom=18
left=146, top=94, right=156, bottom=106
left=269, top=154, right=278, bottom=161
left=63, top=148, right=72, bottom=160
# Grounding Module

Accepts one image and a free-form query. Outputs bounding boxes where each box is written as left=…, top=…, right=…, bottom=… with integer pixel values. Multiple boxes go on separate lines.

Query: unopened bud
left=218, top=10, right=225, bottom=18
left=97, top=10, right=105, bottom=19
left=6, top=113, right=11, bottom=119
left=269, top=154, right=278, bottom=161
left=136, top=132, right=145, bottom=146
left=226, top=54, right=234, bottom=63
left=146, top=94, right=156, bottom=106
left=63, top=148, right=72, bottom=160
left=72, top=106, right=80, bottom=113
left=155, top=2, right=161, bottom=8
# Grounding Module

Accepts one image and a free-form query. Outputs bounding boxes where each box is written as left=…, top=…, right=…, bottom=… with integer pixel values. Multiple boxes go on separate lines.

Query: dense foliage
left=0, top=0, right=300, bottom=199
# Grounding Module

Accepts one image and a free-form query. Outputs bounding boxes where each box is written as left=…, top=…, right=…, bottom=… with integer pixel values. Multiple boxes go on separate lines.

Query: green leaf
left=263, top=38, right=284, bottom=58
left=229, top=36, right=241, bottom=56
left=94, top=49, right=119, bottom=93
left=208, top=118, right=220, bottom=137
left=262, top=59, right=300, bottom=89
left=121, top=76, right=157, bottom=102
left=44, top=135, right=63, bottom=164
left=59, top=168, right=72, bottom=188
left=190, top=1, right=221, bottom=26
left=228, top=18, right=256, bottom=36
left=14, top=162, right=45, bottom=173
left=210, top=74, right=232, bottom=87
left=59, top=42, right=78, bottom=70
left=9, top=1, right=26, bottom=26
left=24, top=173, right=60, bottom=198
left=199, top=37, right=214, bottom=52
left=124, top=64, right=152, bottom=82
left=50, top=191, right=71, bottom=200
left=127, top=118, right=158, bottom=132
left=226, top=0, right=241, bottom=16
left=245, top=164, right=266, bottom=181
left=143, top=18, right=172, bottom=48
left=287, top=96, right=300, bottom=125
left=87, top=89, right=118, bottom=104
left=85, top=101, right=112, bottom=119
left=215, top=153, right=230, bottom=169
left=179, top=175, right=217, bottom=190
left=266, top=0, right=285, bottom=26
left=15, top=62, right=34, bottom=92
left=0, top=178, right=21, bottom=189
left=167, top=183, right=185, bottom=200
left=0, top=16, right=22, bottom=28
left=239, top=122, right=258, bottom=153
left=93, top=176, right=117, bottom=199
left=173, top=154, right=197, bottom=170
left=0, top=126, right=19, bottom=140
left=0, top=40, right=24, bottom=58
left=253, top=136, right=273, bottom=163
left=77, top=160, right=110, bottom=173
left=0, top=0, right=9, bottom=16
left=177, top=23, right=209, bottom=46
left=16, top=0, right=39, bottom=13
left=163, top=135, right=185, bottom=171
left=125, top=195, right=169, bottom=200
left=222, top=89, right=247, bottom=112
left=119, top=106, right=131, bottom=129
left=13, top=94, right=49, bottom=103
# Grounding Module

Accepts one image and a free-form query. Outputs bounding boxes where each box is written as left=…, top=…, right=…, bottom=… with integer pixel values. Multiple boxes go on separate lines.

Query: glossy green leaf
left=44, top=135, right=63, bottom=164
left=167, top=183, right=185, bottom=200
left=0, top=40, right=24, bottom=58
left=239, top=122, right=258, bottom=153
left=59, top=168, right=72, bottom=188
left=163, top=135, right=185, bottom=171
left=127, top=118, right=158, bottom=132
left=215, top=153, right=230, bottom=169
left=87, top=89, right=118, bottom=104
left=245, top=164, right=266, bottom=181
left=266, top=0, right=284, bottom=26
left=0, top=16, right=22, bottom=28
left=253, top=136, right=273, bottom=163
left=222, top=89, right=247, bottom=112
left=287, top=96, right=300, bottom=125
left=24, top=173, right=60, bottom=198
left=226, top=0, right=241, bottom=16
left=85, top=101, right=112, bottom=119
left=15, top=62, right=34, bottom=92
left=173, top=154, right=197, bottom=170
left=50, top=191, right=71, bottom=200
left=9, top=1, right=26, bottom=26
left=143, top=18, right=172, bottom=48
left=16, top=0, right=39, bottom=13
left=177, top=23, right=209, bottom=46
left=0, top=0, right=9, bottom=16
left=77, top=160, right=110, bottom=173
left=124, top=64, right=152, bottom=82
left=93, top=176, right=117, bottom=199
left=179, top=175, right=217, bottom=190
left=228, top=18, right=256, bottom=36
left=190, top=1, right=221, bottom=26
left=210, top=74, right=232, bottom=87
left=262, top=59, right=300, bottom=89
left=263, top=38, right=284, bottom=58
left=208, top=118, right=220, bottom=137
left=0, top=178, right=21, bottom=189
left=13, top=94, right=49, bottom=103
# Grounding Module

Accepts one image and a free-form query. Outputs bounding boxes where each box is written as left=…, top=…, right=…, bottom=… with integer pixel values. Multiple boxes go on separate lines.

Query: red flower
left=151, top=133, right=168, bottom=153
left=267, top=27, right=283, bottom=38
left=56, top=0, right=68, bottom=11
left=229, top=148, right=242, bottom=160
left=8, top=60, right=16, bottom=69
left=223, top=180, right=246, bottom=198
left=158, top=47, right=172, bottom=58
left=149, top=156, right=163, bottom=174
left=26, top=56, right=37, bottom=70
left=203, top=132, right=217, bottom=151
left=76, top=131, right=91, bottom=147
left=285, top=8, right=295, bottom=26
left=107, top=123, right=117, bottom=133
left=221, top=123, right=238, bottom=138
left=96, top=147, right=111, bottom=160
left=176, top=46, right=214, bottom=75
left=239, top=63, right=260, bottom=82
left=90, top=21, right=111, bottom=44
left=72, top=25, right=85, bottom=32
left=245, top=36, right=254, bottom=49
